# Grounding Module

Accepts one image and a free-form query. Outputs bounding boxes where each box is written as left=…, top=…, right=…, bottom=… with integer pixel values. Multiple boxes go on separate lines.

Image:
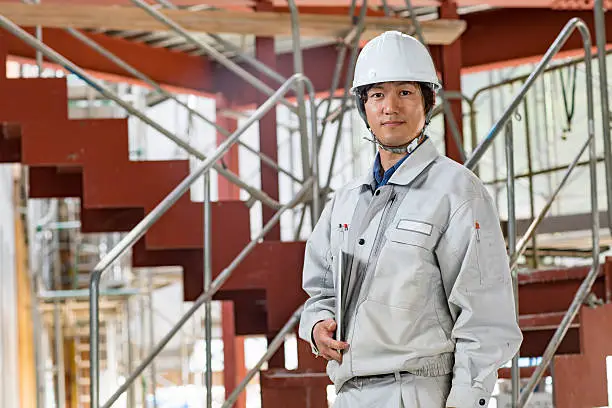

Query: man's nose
left=381, top=94, right=400, bottom=114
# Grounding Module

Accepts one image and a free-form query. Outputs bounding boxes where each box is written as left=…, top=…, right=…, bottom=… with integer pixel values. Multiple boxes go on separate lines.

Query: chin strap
left=363, top=118, right=430, bottom=154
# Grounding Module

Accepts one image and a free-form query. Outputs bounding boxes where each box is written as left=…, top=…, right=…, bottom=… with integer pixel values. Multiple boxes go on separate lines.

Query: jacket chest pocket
left=367, top=219, right=440, bottom=310
left=387, top=219, right=437, bottom=250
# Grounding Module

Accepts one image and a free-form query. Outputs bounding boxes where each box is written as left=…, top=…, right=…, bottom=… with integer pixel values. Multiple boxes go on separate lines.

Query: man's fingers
left=324, top=319, right=336, bottom=331
left=326, top=338, right=349, bottom=351
left=321, top=348, right=343, bottom=363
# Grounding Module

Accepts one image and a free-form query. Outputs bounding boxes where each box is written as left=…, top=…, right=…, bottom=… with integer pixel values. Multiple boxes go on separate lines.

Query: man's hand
left=313, top=319, right=349, bottom=363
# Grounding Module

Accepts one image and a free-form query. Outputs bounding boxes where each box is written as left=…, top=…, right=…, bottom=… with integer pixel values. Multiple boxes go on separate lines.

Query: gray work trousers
left=333, top=372, right=451, bottom=408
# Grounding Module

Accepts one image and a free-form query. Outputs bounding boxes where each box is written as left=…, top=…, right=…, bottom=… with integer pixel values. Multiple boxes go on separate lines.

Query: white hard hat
left=351, top=31, right=441, bottom=93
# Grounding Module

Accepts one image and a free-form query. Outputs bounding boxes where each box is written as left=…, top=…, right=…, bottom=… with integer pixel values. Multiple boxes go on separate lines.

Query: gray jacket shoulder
left=431, top=155, right=492, bottom=203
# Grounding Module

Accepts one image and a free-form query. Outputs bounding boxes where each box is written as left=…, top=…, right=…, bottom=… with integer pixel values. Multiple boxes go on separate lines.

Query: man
left=298, top=31, right=522, bottom=408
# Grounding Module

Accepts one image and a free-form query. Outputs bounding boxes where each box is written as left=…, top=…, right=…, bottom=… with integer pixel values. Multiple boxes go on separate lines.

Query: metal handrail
left=503, top=120, right=520, bottom=404
left=88, top=73, right=319, bottom=408
left=464, top=18, right=598, bottom=407
left=0, top=14, right=283, bottom=210
left=594, top=0, right=612, bottom=234
left=221, top=305, right=304, bottom=408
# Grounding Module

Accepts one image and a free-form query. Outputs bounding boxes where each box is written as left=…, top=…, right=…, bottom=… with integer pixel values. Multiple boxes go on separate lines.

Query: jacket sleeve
left=298, top=196, right=336, bottom=354
left=435, top=193, right=523, bottom=408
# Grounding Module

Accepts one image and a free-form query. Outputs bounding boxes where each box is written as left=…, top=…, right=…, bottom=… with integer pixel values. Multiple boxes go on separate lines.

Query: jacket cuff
left=446, top=385, right=491, bottom=408
left=310, top=323, right=322, bottom=355
left=304, top=312, right=334, bottom=356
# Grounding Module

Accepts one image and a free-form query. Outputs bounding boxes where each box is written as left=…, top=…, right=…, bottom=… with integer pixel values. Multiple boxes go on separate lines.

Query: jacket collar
left=347, top=138, right=440, bottom=190
left=388, top=137, right=440, bottom=186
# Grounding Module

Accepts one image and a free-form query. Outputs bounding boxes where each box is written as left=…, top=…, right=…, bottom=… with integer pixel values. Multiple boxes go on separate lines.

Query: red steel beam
left=254, top=0, right=285, bottom=371
left=221, top=301, right=247, bottom=408
left=437, top=0, right=464, bottom=163
left=220, top=8, right=612, bottom=107
left=458, top=8, right=612, bottom=71
left=4, top=9, right=611, bottom=106
left=3, top=0, right=605, bottom=9
left=498, top=366, right=551, bottom=379
left=1, top=27, right=212, bottom=93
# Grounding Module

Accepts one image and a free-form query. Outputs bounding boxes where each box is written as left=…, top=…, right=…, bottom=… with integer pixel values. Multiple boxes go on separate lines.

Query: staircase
left=0, top=31, right=324, bottom=407
left=1, top=29, right=611, bottom=407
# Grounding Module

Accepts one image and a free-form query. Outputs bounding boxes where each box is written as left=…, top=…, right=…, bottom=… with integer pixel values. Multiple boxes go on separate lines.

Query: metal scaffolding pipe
left=38, top=288, right=140, bottom=301
left=317, top=49, right=348, bottom=153
left=485, top=156, right=605, bottom=185
left=124, top=300, right=135, bottom=408
left=148, top=271, right=158, bottom=408
left=521, top=87, right=539, bottom=268
left=203, top=172, right=213, bottom=408
left=594, top=0, right=612, bottom=233
left=504, top=121, right=520, bottom=408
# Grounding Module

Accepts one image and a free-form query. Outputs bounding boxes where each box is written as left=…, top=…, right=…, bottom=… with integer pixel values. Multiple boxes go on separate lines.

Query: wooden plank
left=14, top=168, right=36, bottom=408
left=0, top=3, right=466, bottom=45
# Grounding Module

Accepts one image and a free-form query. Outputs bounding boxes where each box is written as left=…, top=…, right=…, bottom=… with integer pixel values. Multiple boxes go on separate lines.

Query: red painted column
left=216, top=93, right=247, bottom=408
left=254, top=0, right=285, bottom=370
left=216, top=93, right=241, bottom=200
left=254, top=2, right=281, bottom=243
left=221, top=302, right=247, bottom=408
left=438, top=0, right=464, bottom=163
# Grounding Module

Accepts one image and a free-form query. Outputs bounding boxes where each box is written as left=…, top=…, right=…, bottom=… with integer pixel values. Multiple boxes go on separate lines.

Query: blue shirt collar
left=373, top=153, right=408, bottom=190
left=372, top=136, right=427, bottom=190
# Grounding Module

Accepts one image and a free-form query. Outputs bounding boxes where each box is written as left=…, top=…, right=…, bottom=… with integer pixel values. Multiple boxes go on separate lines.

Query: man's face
left=364, top=81, right=426, bottom=147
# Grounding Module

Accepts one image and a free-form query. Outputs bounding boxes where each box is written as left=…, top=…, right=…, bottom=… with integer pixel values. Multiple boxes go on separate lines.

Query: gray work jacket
left=298, top=138, right=523, bottom=408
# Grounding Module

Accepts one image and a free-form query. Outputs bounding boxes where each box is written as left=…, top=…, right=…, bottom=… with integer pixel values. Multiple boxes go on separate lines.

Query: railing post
left=505, top=120, right=520, bottom=407
left=594, top=0, right=612, bottom=233
left=89, top=271, right=101, bottom=408
left=203, top=172, right=213, bottom=408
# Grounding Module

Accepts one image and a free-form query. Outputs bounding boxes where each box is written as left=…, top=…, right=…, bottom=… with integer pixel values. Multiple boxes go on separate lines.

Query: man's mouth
left=381, top=121, right=405, bottom=127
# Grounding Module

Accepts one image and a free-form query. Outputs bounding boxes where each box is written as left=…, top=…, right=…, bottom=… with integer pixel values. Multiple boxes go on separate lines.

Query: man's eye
left=400, top=90, right=413, bottom=96
left=369, top=92, right=383, bottom=98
